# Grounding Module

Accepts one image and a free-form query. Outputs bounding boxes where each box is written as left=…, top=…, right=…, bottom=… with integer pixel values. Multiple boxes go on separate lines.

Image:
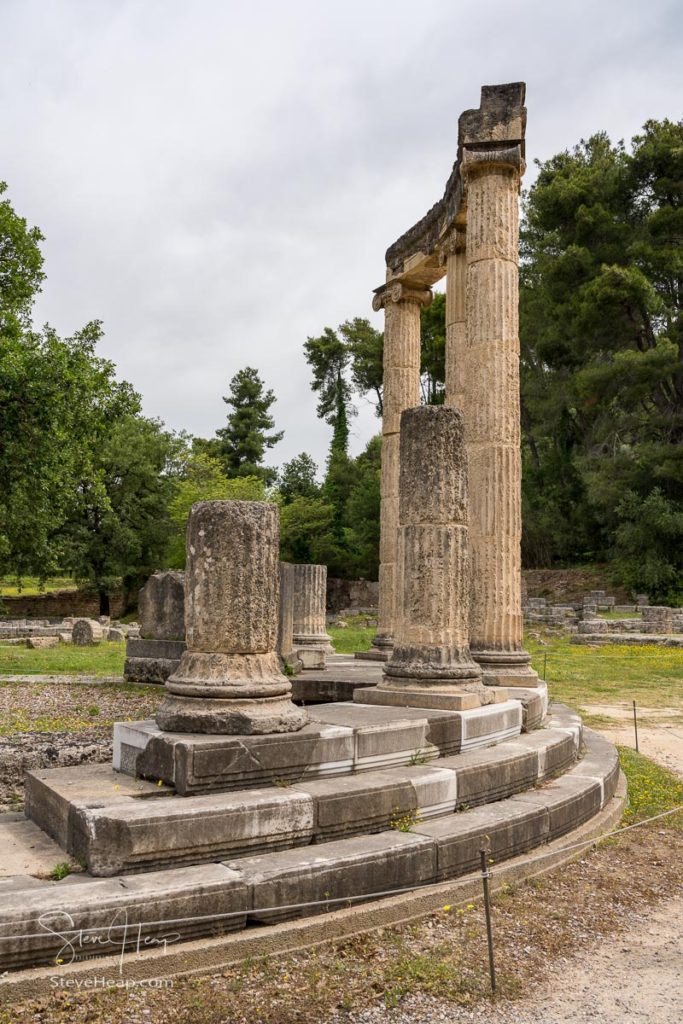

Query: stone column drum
left=461, top=148, right=538, bottom=687
left=156, top=501, right=308, bottom=735
left=376, top=405, right=487, bottom=709
left=292, top=563, right=334, bottom=667
left=367, top=282, right=432, bottom=658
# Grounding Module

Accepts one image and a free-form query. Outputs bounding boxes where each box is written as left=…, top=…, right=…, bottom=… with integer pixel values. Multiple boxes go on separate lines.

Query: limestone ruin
left=2, top=84, right=626, bottom=978
left=362, top=82, right=537, bottom=688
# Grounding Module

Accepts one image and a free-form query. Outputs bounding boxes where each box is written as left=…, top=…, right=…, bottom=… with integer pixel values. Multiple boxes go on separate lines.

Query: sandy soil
left=585, top=703, right=683, bottom=777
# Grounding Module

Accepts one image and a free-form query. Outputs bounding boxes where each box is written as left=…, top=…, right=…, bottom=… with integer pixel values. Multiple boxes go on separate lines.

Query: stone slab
left=0, top=819, right=79, bottom=879
left=24, top=764, right=174, bottom=852
left=70, top=787, right=315, bottom=876
left=0, top=863, right=247, bottom=969
left=230, top=830, right=437, bottom=923
left=292, top=654, right=382, bottom=703
left=511, top=773, right=603, bottom=840
left=459, top=701, right=522, bottom=750
left=415, top=797, right=549, bottom=880
left=354, top=649, right=391, bottom=662
left=307, top=703, right=464, bottom=766
left=290, top=763, right=458, bottom=839
left=438, top=741, right=539, bottom=807
left=571, top=632, right=683, bottom=647
left=122, top=720, right=356, bottom=795
left=353, top=686, right=483, bottom=711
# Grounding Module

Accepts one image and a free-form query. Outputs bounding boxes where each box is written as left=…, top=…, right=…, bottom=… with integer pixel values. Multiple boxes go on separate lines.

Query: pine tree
left=215, top=367, right=284, bottom=484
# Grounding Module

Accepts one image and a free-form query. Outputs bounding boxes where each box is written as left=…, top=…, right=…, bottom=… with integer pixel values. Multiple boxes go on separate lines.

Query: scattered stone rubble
left=0, top=615, right=136, bottom=648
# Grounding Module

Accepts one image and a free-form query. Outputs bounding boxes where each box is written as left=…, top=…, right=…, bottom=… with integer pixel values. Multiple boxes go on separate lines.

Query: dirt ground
left=586, top=702, right=683, bottom=777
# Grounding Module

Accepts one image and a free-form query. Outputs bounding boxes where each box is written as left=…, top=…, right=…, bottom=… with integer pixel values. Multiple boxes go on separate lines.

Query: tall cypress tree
left=215, top=367, right=283, bottom=485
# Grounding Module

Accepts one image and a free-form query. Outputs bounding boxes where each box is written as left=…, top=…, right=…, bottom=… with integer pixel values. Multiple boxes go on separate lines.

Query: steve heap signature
left=36, top=910, right=181, bottom=971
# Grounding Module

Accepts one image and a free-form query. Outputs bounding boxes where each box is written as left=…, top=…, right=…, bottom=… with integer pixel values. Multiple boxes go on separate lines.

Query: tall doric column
left=367, top=282, right=432, bottom=659
left=461, top=148, right=538, bottom=687
left=444, top=228, right=467, bottom=412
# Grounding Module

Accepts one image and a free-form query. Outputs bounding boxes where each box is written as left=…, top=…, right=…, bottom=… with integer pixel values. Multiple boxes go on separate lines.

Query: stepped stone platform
left=572, top=632, right=683, bottom=648
left=1, top=708, right=620, bottom=972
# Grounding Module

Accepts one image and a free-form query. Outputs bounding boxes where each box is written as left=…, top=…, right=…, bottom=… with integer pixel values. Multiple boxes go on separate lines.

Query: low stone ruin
left=124, top=571, right=187, bottom=683
left=0, top=614, right=132, bottom=648
left=574, top=604, right=683, bottom=647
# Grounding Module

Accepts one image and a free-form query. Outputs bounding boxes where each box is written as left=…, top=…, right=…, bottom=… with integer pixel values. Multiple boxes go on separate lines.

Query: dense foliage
left=1, top=115, right=680, bottom=601
left=520, top=119, right=682, bottom=600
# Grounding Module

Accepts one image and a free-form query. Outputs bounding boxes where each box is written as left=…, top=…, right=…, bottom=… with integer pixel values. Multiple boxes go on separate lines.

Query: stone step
left=115, top=699, right=524, bottom=795
left=25, top=708, right=581, bottom=877
left=3, top=728, right=619, bottom=968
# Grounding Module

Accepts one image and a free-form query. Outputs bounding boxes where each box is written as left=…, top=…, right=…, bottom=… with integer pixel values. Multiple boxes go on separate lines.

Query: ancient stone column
left=444, top=228, right=467, bottom=411
left=292, top=563, right=334, bottom=667
left=461, top=147, right=538, bottom=686
left=156, top=501, right=308, bottom=734
left=366, top=282, right=432, bottom=659
left=369, top=406, right=485, bottom=709
left=277, top=562, right=302, bottom=673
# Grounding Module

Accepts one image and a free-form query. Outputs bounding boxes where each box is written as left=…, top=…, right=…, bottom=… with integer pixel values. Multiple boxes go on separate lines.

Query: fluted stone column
left=156, top=501, right=308, bottom=734
left=444, top=228, right=467, bottom=411
left=366, top=282, right=432, bottom=659
left=292, top=563, right=334, bottom=665
left=277, top=562, right=302, bottom=673
left=369, top=405, right=487, bottom=709
left=461, top=148, right=538, bottom=687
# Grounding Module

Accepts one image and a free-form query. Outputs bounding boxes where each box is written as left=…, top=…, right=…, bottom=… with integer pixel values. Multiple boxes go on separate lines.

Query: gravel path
left=330, top=896, right=683, bottom=1024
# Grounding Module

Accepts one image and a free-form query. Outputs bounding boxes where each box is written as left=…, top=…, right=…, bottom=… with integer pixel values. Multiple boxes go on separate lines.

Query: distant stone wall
left=0, top=589, right=126, bottom=620
left=326, top=578, right=379, bottom=615
left=522, top=568, right=631, bottom=605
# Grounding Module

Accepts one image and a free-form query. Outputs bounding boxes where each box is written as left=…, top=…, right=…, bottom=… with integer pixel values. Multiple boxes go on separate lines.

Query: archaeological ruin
left=0, top=83, right=625, bottom=984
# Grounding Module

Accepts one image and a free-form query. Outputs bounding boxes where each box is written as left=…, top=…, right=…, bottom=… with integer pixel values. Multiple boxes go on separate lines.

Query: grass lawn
left=598, top=609, right=641, bottom=620
left=0, top=640, right=126, bottom=677
left=527, top=634, right=683, bottom=709
left=330, top=622, right=683, bottom=710
left=328, top=622, right=375, bottom=653
left=0, top=575, right=78, bottom=597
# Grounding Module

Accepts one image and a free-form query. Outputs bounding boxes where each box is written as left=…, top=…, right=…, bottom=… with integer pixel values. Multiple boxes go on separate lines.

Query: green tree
left=166, top=451, right=266, bottom=569
left=216, top=367, right=283, bottom=484
left=0, top=322, right=138, bottom=583
left=344, top=434, right=381, bottom=578
left=520, top=119, right=683, bottom=597
left=420, top=291, right=446, bottom=405
left=278, top=495, right=337, bottom=565
left=278, top=453, right=320, bottom=503
left=0, top=181, right=44, bottom=339
left=61, top=412, right=183, bottom=613
left=339, top=318, right=384, bottom=416
left=303, top=327, right=356, bottom=447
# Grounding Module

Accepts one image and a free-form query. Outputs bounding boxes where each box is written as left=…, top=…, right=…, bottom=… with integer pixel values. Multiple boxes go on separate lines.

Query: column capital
left=372, top=281, right=433, bottom=312
left=460, top=143, right=525, bottom=181
left=439, top=226, right=467, bottom=264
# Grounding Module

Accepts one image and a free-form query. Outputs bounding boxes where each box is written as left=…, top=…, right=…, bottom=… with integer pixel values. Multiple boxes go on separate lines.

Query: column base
left=156, top=694, right=310, bottom=735
left=371, top=645, right=499, bottom=710
left=356, top=633, right=393, bottom=662
left=156, top=651, right=309, bottom=734
left=293, top=633, right=335, bottom=656
left=472, top=649, right=541, bottom=688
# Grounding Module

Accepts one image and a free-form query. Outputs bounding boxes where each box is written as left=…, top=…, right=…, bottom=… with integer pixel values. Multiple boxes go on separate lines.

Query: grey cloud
left=1, top=0, right=680, bottom=473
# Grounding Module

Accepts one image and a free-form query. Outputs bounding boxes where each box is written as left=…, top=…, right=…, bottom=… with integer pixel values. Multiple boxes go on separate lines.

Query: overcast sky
left=2, top=0, right=681, bottom=473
